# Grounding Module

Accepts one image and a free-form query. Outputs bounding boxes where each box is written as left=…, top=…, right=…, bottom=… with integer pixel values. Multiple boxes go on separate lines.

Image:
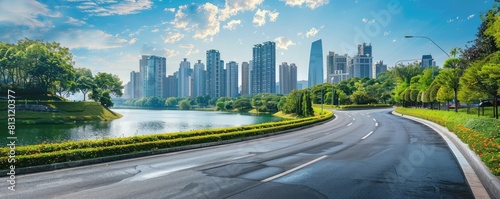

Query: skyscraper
left=326, top=52, right=349, bottom=84
left=374, top=60, right=387, bottom=78
left=308, top=39, right=323, bottom=88
left=421, top=55, right=435, bottom=68
left=206, top=49, right=223, bottom=98
left=226, top=61, right=238, bottom=98
left=279, top=62, right=297, bottom=95
left=141, top=55, right=166, bottom=98
left=126, top=71, right=141, bottom=99
left=241, top=61, right=250, bottom=95
left=348, top=43, right=373, bottom=79
left=178, top=58, right=191, bottom=98
left=166, top=73, right=178, bottom=98
left=251, top=41, right=276, bottom=94
left=193, top=60, right=205, bottom=97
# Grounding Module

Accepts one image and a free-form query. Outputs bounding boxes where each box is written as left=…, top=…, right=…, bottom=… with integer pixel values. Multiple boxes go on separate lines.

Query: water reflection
left=5, top=109, right=281, bottom=146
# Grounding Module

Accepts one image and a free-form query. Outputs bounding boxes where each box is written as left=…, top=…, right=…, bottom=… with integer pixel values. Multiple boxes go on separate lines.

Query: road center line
left=347, top=122, right=353, bottom=126
left=372, top=118, right=376, bottom=122
left=375, top=123, right=378, bottom=127
left=353, top=118, right=356, bottom=121
left=261, top=155, right=328, bottom=182
left=361, top=131, right=374, bottom=140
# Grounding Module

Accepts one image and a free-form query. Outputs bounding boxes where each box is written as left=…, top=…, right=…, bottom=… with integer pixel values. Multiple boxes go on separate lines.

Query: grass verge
left=395, top=107, right=500, bottom=175
left=0, top=110, right=333, bottom=169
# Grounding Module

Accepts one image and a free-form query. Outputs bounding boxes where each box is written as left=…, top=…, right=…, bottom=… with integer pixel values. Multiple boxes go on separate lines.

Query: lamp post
left=404, top=36, right=450, bottom=58
left=331, top=77, right=335, bottom=108
left=321, top=81, right=324, bottom=114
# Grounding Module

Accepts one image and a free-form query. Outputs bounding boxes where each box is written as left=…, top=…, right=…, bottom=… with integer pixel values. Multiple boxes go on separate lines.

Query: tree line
left=0, top=39, right=124, bottom=107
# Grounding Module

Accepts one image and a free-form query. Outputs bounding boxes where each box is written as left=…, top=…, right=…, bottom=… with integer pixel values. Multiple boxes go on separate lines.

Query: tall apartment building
left=374, top=60, right=387, bottom=78
left=141, top=55, right=166, bottom=98
left=279, top=62, right=297, bottom=95
left=308, top=39, right=324, bottom=88
left=348, top=43, right=373, bottom=79
left=326, top=52, right=349, bottom=84
left=421, top=54, right=435, bottom=68
left=251, top=41, right=276, bottom=94
left=241, top=61, right=250, bottom=95
left=178, top=58, right=191, bottom=98
left=193, top=60, right=205, bottom=97
left=166, top=73, right=178, bottom=98
left=226, top=61, right=238, bottom=98
left=206, top=50, right=224, bottom=98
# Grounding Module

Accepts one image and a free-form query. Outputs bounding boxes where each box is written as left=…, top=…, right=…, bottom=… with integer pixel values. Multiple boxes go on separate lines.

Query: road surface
left=0, top=108, right=474, bottom=199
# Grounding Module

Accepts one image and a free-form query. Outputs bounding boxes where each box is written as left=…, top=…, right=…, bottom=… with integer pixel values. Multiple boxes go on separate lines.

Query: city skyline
left=0, top=0, right=494, bottom=85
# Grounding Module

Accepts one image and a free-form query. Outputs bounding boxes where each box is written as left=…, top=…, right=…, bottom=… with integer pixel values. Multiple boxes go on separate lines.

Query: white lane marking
left=367, top=115, right=370, bottom=118
left=375, top=123, right=378, bottom=127
left=261, top=155, right=328, bottom=182
left=347, top=115, right=351, bottom=118
left=347, top=122, right=353, bottom=127
left=353, top=118, right=356, bottom=121
left=372, top=118, right=376, bottom=122
left=361, top=131, right=374, bottom=140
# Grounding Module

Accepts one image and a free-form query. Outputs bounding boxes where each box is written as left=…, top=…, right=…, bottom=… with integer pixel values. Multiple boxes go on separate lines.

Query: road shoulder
left=393, top=111, right=499, bottom=199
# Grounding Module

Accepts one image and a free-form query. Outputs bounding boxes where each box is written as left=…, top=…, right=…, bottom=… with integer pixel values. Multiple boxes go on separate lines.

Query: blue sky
left=0, top=0, right=496, bottom=85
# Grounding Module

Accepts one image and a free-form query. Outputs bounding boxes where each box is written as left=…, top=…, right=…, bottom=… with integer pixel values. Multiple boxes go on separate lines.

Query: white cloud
left=274, top=36, right=296, bottom=50
left=129, top=38, right=138, bottom=44
left=361, top=18, right=375, bottom=23
left=163, top=32, right=184, bottom=43
left=467, top=14, right=475, bottom=20
left=179, top=44, right=194, bottom=48
left=305, top=25, right=323, bottom=38
left=384, top=31, right=391, bottom=36
left=280, top=0, right=329, bottom=9
left=164, top=7, right=176, bottom=12
left=151, top=28, right=159, bottom=33
left=164, top=48, right=179, bottom=58
left=186, top=48, right=200, bottom=56
left=392, top=39, right=397, bottom=43
left=51, top=29, right=128, bottom=50
left=223, top=19, right=242, bottom=30
left=75, top=0, right=152, bottom=16
left=0, top=0, right=58, bottom=28
left=171, top=3, right=220, bottom=40
left=253, top=9, right=279, bottom=26
left=65, top=17, right=86, bottom=26
left=219, top=0, right=264, bottom=21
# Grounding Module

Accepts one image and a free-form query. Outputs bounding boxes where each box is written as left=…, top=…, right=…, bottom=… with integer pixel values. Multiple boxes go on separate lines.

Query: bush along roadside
left=0, top=111, right=333, bottom=169
left=395, top=107, right=500, bottom=175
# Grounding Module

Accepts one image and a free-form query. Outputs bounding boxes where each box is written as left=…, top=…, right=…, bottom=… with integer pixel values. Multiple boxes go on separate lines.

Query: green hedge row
left=395, top=107, right=500, bottom=175
left=0, top=111, right=333, bottom=169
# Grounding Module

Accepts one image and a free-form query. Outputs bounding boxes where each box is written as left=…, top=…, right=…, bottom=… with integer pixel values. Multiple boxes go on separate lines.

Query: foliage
left=179, top=99, right=192, bottom=110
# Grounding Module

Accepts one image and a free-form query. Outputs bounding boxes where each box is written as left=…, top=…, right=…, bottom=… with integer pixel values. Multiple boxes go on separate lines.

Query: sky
left=0, top=0, right=496, bottom=85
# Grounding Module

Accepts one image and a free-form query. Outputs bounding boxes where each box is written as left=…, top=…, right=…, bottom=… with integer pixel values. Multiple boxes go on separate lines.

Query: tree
left=100, top=91, right=113, bottom=108
left=165, top=97, right=178, bottom=107
left=216, top=101, right=225, bottom=111
left=233, top=98, right=252, bottom=110
left=75, top=76, right=94, bottom=101
left=179, top=99, right=192, bottom=110
left=148, top=96, right=163, bottom=107
left=88, top=86, right=102, bottom=102
left=436, top=67, right=462, bottom=112
left=93, top=72, right=124, bottom=97
left=436, top=86, right=454, bottom=109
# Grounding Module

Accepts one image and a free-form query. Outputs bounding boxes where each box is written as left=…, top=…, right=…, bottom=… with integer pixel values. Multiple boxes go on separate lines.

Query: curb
left=2, top=114, right=336, bottom=175
left=393, top=111, right=499, bottom=199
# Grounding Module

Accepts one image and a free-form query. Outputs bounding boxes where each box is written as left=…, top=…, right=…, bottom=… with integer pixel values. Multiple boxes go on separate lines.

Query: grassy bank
left=0, top=109, right=333, bottom=169
left=395, top=107, right=500, bottom=175
left=0, top=101, right=122, bottom=124
left=313, top=104, right=392, bottom=109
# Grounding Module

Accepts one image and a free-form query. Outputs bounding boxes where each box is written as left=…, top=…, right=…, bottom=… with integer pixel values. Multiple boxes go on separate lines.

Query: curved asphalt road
left=0, top=108, right=474, bottom=199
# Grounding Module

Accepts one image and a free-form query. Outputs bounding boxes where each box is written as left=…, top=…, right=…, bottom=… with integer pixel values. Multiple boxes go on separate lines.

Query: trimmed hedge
left=0, top=111, right=333, bottom=169
left=395, top=107, right=500, bottom=175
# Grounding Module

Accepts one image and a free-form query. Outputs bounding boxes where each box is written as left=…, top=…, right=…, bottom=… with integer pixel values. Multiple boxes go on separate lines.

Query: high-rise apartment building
left=279, top=62, right=297, bottom=95
left=193, top=60, right=205, bottom=97
left=178, top=58, right=191, bottom=98
left=241, top=61, right=250, bottom=95
left=206, top=50, right=224, bottom=98
left=326, top=52, right=349, bottom=83
left=226, top=61, right=238, bottom=98
left=141, top=55, right=166, bottom=98
left=166, top=73, right=178, bottom=98
left=421, top=55, right=435, bottom=68
left=251, top=41, right=276, bottom=94
left=374, top=60, right=387, bottom=78
left=308, top=39, right=324, bottom=88
left=125, top=71, right=141, bottom=99
left=348, top=43, right=373, bottom=79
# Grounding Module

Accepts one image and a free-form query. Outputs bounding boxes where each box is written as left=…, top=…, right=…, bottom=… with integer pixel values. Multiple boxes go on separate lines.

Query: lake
left=6, top=109, right=282, bottom=146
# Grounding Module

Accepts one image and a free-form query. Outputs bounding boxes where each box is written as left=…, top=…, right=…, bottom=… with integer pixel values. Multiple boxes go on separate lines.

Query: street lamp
left=321, top=81, right=324, bottom=114
left=331, top=77, right=335, bottom=108
left=404, top=35, right=450, bottom=58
